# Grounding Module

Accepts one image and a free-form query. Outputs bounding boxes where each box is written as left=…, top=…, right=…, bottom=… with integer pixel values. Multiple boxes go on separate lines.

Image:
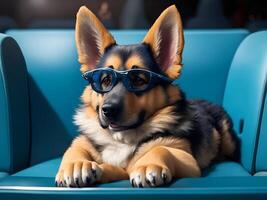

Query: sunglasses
left=82, top=68, right=173, bottom=93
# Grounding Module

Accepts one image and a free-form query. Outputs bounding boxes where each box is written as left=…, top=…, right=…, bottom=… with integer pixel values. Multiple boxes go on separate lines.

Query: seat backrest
left=256, top=92, right=267, bottom=174
left=0, top=34, right=30, bottom=174
left=175, top=30, right=248, bottom=104
left=6, top=29, right=248, bottom=166
left=223, top=31, right=267, bottom=174
left=250, top=32, right=267, bottom=175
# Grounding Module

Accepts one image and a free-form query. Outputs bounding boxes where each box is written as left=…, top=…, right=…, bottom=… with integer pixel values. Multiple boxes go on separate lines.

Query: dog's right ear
left=76, top=6, right=116, bottom=73
left=143, top=5, right=184, bottom=79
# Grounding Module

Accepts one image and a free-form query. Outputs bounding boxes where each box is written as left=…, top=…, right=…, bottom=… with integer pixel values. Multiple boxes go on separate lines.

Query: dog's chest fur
left=101, top=142, right=135, bottom=167
left=74, top=108, right=136, bottom=167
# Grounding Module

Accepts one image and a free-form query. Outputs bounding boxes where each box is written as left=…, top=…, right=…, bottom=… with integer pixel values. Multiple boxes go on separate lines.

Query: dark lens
left=92, top=70, right=114, bottom=92
left=128, top=70, right=150, bottom=91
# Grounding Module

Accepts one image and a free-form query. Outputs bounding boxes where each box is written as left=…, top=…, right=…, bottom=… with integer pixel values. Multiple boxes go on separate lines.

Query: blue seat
left=249, top=32, right=267, bottom=176
left=223, top=31, right=267, bottom=175
left=1, top=29, right=267, bottom=199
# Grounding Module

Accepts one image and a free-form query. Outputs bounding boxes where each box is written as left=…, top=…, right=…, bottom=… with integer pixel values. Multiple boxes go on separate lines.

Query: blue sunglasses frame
left=82, top=68, right=173, bottom=93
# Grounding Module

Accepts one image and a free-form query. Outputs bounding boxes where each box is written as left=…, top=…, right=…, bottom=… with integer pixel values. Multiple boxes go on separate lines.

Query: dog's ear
left=76, top=6, right=116, bottom=73
left=143, top=5, right=184, bottom=79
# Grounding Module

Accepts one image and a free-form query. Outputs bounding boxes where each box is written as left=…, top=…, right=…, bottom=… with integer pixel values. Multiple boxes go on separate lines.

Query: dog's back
left=186, top=100, right=237, bottom=168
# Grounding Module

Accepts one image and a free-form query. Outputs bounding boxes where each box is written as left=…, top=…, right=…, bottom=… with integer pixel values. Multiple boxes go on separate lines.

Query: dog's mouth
left=109, top=122, right=132, bottom=132
left=100, top=110, right=146, bottom=132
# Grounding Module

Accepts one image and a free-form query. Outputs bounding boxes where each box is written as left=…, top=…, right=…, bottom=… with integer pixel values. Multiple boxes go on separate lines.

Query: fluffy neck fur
left=74, top=104, right=183, bottom=145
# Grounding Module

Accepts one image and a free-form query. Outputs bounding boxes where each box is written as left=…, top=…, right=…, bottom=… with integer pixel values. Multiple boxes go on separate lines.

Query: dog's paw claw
left=55, top=161, right=102, bottom=187
left=130, top=164, right=172, bottom=188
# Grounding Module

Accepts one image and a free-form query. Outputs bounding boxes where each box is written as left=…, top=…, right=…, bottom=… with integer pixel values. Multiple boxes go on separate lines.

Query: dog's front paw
left=129, top=164, right=172, bottom=188
left=55, top=160, right=102, bottom=187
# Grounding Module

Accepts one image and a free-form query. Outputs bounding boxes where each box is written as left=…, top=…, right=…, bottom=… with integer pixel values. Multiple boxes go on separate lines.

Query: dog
left=55, top=5, right=238, bottom=188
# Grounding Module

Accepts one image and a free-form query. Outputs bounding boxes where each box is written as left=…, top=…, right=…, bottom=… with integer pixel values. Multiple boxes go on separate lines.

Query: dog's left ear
left=143, top=5, right=184, bottom=79
left=76, top=6, right=116, bottom=73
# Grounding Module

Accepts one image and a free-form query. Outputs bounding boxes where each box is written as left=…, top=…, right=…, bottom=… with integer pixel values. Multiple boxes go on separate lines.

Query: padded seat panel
left=13, top=158, right=250, bottom=180
left=0, top=176, right=267, bottom=200
left=13, top=158, right=61, bottom=178
left=202, top=162, right=250, bottom=177
left=223, top=31, right=267, bottom=173
left=0, top=173, right=8, bottom=179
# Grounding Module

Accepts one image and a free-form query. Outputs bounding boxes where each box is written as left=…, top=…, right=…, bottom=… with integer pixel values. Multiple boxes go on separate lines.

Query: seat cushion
left=13, top=158, right=62, bottom=178
left=13, top=158, right=250, bottom=180
left=0, top=173, right=8, bottom=179
left=6, top=30, right=248, bottom=166
left=202, top=162, right=250, bottom=177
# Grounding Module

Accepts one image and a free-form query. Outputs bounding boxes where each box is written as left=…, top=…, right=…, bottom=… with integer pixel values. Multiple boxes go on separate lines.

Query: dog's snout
left=101, top=83, right=125, bottom=121
left=102, top=103, right=120, bottom=120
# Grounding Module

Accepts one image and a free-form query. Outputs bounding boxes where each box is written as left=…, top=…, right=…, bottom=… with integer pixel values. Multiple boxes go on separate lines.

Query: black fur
left=136, top=91, right=239, bottom=162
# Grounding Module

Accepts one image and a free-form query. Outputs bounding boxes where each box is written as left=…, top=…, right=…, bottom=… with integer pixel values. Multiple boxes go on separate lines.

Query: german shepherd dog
left=55, top=5, right=238, bottom=188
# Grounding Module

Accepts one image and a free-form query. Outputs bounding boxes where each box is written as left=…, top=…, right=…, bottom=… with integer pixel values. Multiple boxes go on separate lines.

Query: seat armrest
left=0, top=177, right=267, bottom=200
left=223, top=31, right=267, bottom=173
left=0, top=34, right=30, bottom=173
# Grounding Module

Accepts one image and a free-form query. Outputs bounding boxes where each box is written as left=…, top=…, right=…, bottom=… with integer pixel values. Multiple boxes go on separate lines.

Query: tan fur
left=166, top=64, right=183, bottom=79
left=125, top=86, right=181, bottom=119
left=143, top=5, right=184, bottom=79
left=99, top=163, right=129, bottom=183
left=139, top=86, right=167, bottom=115
left=125, top=54, right=145, bottom=69
left=56, top=135, right=128, bottom=186
left=103, top=53, right=146, bottom=70
left=61, top=135, right=95, bottom=163
left=81, top=86, right=93, bottom=105
left=122, top=86, right=167, bottom=121
left=139, top=105, right=181, bottom=134
left=70, top=135, right=102, bottom=163
left=128, top=137, right=192, bottom=170
left=103, top=54, right=122, bottom=69
left=167, top=85, right=183, bottom=104
left=128, top=146, right=200, bottom=180
left=81, top=86, right=104, bottom=113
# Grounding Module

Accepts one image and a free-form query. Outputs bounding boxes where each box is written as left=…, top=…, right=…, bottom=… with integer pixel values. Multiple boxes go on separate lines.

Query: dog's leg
left=55, top=135, right=100, bottom=187
left=99, top=163, right=129, bottom=183
left=55, top=135, right=128, bottom=187
left=128, top=146, right=201, bottom=187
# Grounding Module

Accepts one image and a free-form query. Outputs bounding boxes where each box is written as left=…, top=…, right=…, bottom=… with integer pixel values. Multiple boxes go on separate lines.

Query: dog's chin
left=102, top=120, right=140, bottom=132
left=109, top=123, right=133, bottom=132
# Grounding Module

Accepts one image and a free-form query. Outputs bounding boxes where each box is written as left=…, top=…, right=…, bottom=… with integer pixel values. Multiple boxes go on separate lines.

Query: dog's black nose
left=102, top=103, right=120, bottom=120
